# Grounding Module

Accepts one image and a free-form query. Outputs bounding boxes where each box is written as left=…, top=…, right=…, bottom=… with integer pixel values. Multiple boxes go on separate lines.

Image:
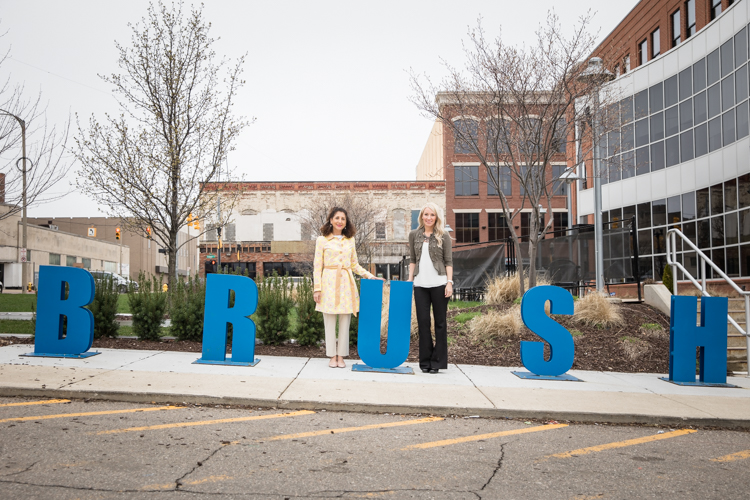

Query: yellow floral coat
left=313, top=235, right=373, bottom=315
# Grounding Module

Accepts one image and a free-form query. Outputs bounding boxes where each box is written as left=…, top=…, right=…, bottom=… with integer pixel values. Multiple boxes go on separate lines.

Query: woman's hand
left=313, top=291, right=321, bottom=303
left=444, top=282, right=453, bottom=298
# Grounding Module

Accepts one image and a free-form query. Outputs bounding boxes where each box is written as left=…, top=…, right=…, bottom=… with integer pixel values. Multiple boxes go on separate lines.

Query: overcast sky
left=1, top=0, right=636, bottom=218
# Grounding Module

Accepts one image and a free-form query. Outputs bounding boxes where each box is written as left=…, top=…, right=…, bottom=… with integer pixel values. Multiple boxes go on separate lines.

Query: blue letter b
left=201, top=274, right=258, bottom=363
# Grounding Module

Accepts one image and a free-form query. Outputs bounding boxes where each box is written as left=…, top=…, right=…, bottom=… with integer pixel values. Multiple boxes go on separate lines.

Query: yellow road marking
left=184, top=475, right=234, bottom=486
left=0, top=405, right=181, bottom=424
left=545, top=429, right=697, bottom=460
left=0, top=399, right=70, bottom=408
left=711, top=449, right=750, bottom=463
left=266, top=416, right=443, bottom=441
left=96, top=410, right=314, bottom=435
left=402, top=423, right=568, bottom=450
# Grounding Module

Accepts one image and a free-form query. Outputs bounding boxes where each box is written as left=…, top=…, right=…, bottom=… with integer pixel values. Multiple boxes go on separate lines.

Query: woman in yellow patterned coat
left=313, top=207, right=380, bottom=368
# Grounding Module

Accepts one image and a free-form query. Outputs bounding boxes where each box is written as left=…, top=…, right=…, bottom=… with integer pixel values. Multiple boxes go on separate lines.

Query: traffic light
left=115, top=227, right=121, bottom=240
left=187, top=213, right=193, bottom=227
left=193, top=220, right=200, bottom=231
left=146, top=227, right=152, bottom=239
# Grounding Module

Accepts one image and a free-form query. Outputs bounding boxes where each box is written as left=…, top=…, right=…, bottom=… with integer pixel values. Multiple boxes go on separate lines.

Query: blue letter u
left=357, top=280, right=413, bottom=369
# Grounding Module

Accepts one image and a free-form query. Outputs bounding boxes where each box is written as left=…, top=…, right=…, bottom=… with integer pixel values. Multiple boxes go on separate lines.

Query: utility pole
left=0, top=109, right=29, bottom=293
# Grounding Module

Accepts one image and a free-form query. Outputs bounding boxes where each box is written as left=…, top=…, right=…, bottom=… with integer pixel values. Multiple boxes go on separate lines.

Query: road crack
left=476, top=442, right=504, bottom=498
left=175, top=442, right=227, bottom=490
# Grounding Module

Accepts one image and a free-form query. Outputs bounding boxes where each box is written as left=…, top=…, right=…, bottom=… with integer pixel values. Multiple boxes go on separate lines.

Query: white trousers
left=323, top=313, right=351, bottom=357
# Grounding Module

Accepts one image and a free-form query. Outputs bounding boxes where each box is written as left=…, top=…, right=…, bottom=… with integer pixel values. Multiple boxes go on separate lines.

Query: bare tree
left=0, top=29, right=72, bottom=221
left=297, top=192, right=383, bottom=272
left=74, top=1, right=250, bottom=281
left=411, top=11, right=619, bottom=294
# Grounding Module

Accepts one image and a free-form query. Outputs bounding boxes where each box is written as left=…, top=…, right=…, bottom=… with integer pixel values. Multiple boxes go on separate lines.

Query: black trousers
left=414, top=285, right=449, bottom=370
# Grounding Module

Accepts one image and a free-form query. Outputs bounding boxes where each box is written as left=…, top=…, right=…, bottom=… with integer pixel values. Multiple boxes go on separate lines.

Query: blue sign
left=515, top=285, right=576, bottom=380
left=24, top=266, right=99, bottom=359
left=667, top=295, right=728, bottom=385
left=194, top=274, right=260, bottom=366
left=353, top=280, right=414, bottom=374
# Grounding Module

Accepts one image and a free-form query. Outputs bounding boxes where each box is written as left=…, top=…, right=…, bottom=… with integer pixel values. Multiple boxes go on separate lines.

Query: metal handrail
left=666, top=228, right=750, bottom=375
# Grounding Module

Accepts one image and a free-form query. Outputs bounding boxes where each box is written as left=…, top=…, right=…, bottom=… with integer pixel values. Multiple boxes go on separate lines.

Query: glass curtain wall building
left=578, top=2, right=750, bottom=280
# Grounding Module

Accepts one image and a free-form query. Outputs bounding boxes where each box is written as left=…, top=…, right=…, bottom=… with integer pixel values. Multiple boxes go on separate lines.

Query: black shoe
left=421, top=368, right=430, bottom=373
left=429, top=369, right=439, bottom=374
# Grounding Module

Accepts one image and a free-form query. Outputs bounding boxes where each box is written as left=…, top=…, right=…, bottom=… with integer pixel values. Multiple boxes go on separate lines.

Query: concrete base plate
left=351, top=363, right=414, bottom=375
left=20, top=351, right=101, bottom=359
left=659, top=377, right=739, bottom=388
left=512, top=370, right=582, bottom=382
left=193, top=357, right=261, bottom=367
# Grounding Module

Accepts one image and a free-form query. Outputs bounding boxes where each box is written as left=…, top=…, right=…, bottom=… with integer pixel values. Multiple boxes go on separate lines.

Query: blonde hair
left=418, top=202, right=446, bottom=248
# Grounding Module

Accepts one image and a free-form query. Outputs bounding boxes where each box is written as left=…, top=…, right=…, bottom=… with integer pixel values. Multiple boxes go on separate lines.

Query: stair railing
left=666, top=228, right=750, bottom=375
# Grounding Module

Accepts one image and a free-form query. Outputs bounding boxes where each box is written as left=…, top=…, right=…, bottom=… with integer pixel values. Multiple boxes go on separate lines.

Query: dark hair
left=320, top=206, right=356, bottom=238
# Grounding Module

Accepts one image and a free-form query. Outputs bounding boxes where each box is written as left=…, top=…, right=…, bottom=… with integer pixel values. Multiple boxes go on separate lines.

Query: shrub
left=128, top=273, right=168, bottom=341
left=256, top=272, right=293, bottom=345
left=294, top=276, right=324, bottom=346
left=620, top=335, right=650, bottom=360
left=170, top=275, right=206, bottom=342
left=469, top=306, right=522, bottom=346
left=485, top=274, right=551, bottom=305
left=90, top=274, right=120, bottom=339
left=662, top=264, right=674, bottom=294
left=574, top=292, right=624, bottom=328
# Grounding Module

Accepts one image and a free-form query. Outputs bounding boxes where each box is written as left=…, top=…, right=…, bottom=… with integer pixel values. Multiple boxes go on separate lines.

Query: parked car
left=0, top=280, right=3, bottom=293
left=89, top=271, right=138, bottom=293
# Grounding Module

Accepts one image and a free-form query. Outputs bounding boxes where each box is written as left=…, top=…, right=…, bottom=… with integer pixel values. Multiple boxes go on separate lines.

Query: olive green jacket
left=408, top=228, right=453, bottom=277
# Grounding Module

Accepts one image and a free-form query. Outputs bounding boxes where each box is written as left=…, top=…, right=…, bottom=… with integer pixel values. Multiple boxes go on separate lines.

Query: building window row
left=454, top=210, right=569, bottom=244
left=452, top=118, right=567, bottom=155
left=599, top=24, right=750, bottom=185
left=455, top=165, right=568, bottom=197
left=602, top=173, right=750, bottom=280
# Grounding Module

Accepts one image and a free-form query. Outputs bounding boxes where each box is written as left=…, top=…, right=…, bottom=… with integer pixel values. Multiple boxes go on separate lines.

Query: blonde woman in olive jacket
left=407, top=202, right=453, bottom=374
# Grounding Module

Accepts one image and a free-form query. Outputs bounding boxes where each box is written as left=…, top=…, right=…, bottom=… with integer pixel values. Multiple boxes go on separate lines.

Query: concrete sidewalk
left=1, top=344, right=749, bottom=428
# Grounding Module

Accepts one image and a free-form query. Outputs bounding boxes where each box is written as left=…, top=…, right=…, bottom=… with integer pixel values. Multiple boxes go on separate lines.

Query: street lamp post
left=576, top=58, right=614, bottom=292
left=0, top=109, right=30, bottom=294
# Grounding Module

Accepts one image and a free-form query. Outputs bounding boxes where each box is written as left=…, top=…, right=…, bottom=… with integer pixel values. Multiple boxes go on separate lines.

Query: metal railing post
left=745, top=295, right=750, bottom=377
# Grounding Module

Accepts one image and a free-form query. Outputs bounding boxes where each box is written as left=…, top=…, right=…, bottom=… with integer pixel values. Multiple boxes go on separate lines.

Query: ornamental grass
left=573, top=292, right=624, bottom=328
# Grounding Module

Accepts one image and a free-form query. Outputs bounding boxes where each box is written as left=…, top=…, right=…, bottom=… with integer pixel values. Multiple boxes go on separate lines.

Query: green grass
left=620, top=335, right=640, bottom=343
left=0, top=319, right=34, bottom=334
left=0, top=294, right=131, bottom=314
left=448, top=300, right=482, bottom=310
left=640, top=322, right=662, bottom=330
left=570, top=329, right=583, bottom=337
left=0, top=294, right=37, bottom=312
left=453, top=311, right=482, bottom=324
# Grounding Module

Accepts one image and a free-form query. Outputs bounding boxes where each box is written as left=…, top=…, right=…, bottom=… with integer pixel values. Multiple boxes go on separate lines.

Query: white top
left=413, top=241, right=448, bottom=288
left=333, top=235, right=343, bottom=239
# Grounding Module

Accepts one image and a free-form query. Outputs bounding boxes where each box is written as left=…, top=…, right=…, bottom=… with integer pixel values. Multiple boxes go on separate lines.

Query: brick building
left=575, top=0, right=750, bottom=280
left=415, top=99, right=572, bottom=249
left=198, top=181, right=446, bottom=280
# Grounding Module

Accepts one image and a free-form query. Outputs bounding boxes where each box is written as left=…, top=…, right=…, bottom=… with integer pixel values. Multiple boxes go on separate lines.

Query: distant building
left=26, top=217, right=197, bottom=280
left=199, top=181, right=446, bottom=280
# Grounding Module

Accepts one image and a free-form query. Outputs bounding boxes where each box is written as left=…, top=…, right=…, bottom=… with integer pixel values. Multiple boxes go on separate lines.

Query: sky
left=0, top=0, right=637, bottom=218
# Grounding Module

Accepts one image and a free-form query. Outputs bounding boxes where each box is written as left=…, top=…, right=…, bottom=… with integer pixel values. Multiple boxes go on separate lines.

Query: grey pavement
left=1, top=344, right=750, bottom=428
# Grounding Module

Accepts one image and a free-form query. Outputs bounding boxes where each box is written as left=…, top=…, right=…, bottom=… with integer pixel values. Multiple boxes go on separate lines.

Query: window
left=487, top=166, right=512, bottom=196
left=488, top=213, right=510, bottom=241
left=624, top=55, right=631, bottom=73
left=553, top=118, right=566, bottom=153
left=82, top=258, right=91, bottom=270
left=614, top=64, right=620, bottom=78
left=454, top=166, right=479, bottom=196
left=552, top=165, right=567, bottom=196
left=262, top=223, right=274, bottom=241
left=652, top=29, right=661, bottom=58
left=375, top=222, right=386, bottom=240
left=671, top=10, right=680, bottom=48
left=453, top=119, right=478, bottom=154
left=49, top=253, right=60, bottom=266
left=711, top=0, right=722, bottom=21
left=486, top=119, right=510, bottom=155
left=66, top=256, right=76, bottom=267
left=411, top=209, right=420, bottom=230
left=686, top=0, right=696, bottom=38
left=454, top=213, right=479, bottom=243
left=553, top=212, right=569, bottom=231
left=639, top=39, right=648, bottom=66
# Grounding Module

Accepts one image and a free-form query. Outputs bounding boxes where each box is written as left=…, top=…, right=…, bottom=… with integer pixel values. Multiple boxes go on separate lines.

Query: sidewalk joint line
left=277, top=356, right=310, bottom=401
left=455, top=363, right=496, bottom=409
left=56, top=350, right=168, bottom=390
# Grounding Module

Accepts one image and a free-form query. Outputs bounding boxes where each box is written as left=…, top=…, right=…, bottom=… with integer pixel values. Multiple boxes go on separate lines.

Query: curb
left=1, top=386, right=747, bottom=430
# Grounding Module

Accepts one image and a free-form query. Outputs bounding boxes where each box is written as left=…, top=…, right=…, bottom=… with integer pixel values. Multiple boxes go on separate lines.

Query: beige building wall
left=416, top=120, right=444, bottom=181
left=26, top=217, right=199, bottom=280
left=0, top=207, right=130, bottom=288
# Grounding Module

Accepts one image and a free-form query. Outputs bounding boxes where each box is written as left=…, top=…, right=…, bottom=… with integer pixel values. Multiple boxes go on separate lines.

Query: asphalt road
left=1, top=397, right=750, bottom=499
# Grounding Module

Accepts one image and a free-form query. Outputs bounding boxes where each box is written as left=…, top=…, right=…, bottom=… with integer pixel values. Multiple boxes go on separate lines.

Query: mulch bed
left=0, top=303, right=670, bottom=373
